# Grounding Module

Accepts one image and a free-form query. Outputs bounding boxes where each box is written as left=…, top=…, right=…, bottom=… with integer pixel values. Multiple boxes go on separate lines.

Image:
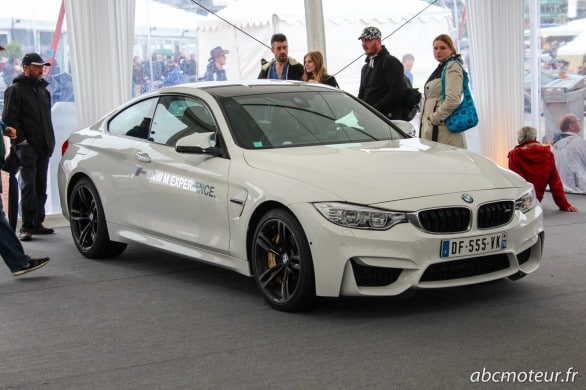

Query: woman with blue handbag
left=420, top=34, right=476, bottom=148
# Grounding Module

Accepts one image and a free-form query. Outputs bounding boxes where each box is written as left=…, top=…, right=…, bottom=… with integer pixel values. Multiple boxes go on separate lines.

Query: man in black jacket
left=258, top=33, right=304, bottom=80
left=2, top=53, right=56, bottom=241
left=358, top=27, right=405, bottom=120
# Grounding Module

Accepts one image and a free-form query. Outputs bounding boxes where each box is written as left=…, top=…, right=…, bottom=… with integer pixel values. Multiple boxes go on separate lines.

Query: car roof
left=158, top=79, right=339, bottom=98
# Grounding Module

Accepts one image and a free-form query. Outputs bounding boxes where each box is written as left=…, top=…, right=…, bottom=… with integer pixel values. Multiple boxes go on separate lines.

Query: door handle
left=136, top=152, right=151, bottom=163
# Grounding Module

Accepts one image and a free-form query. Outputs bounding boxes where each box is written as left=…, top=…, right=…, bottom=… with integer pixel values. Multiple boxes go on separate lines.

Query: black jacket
left=358, top=46, right=405, bottom=120
left=322, top=75, right=339, bottom=88
left=258, top=57, right=304, bottom=80
left=3, top=74, right=55, bottom=155
left=203, top=61, right=227, bottom=81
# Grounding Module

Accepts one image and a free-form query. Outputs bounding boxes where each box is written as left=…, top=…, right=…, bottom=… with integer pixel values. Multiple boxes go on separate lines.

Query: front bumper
left=290, top=193, right=544, bottom=297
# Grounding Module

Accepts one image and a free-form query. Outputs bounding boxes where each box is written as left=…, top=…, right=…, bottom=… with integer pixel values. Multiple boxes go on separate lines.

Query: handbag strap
left=441, top=60, right=471, bottom=102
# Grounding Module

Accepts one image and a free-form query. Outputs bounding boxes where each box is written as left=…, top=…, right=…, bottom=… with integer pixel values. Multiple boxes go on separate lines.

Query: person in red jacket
left=508, top=126, right=578, bottom=212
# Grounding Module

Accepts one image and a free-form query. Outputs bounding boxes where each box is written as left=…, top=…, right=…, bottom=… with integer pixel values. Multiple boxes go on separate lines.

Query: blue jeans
left=0, top=194, right=30, bottom=272
left=17, top=144, right=50, bottom=232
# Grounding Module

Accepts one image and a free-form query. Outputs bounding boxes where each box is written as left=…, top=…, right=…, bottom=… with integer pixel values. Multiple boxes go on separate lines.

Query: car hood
left=242, top=138, right=524, bottom=204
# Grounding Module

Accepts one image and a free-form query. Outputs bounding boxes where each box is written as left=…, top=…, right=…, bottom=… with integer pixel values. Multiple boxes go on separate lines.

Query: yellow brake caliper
left=267, top=233, right=280, bottom=268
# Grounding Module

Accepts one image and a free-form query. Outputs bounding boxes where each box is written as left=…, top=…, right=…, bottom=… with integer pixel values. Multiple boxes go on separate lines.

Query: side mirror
left=175, top=132, right=223, bottom=156
left=390, top=119, right=417, bottom=137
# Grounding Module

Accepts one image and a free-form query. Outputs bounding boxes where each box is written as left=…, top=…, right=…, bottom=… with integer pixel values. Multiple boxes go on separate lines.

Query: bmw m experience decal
left=144, top=169, right=216, bottom=198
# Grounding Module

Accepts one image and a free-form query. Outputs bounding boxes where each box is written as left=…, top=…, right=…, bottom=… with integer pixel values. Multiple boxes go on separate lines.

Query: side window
left=108, top=98, right=157, bottom=139
left=150, top=96, right=216, bottom=147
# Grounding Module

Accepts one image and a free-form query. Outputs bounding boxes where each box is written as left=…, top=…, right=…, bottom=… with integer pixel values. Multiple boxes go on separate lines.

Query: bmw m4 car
left=58, top=80, right=544, bottom=311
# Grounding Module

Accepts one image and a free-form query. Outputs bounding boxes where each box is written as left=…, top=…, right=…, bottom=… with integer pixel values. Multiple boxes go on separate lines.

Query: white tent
left=0, top=0, right=204, bottom=38
left=557, top=30, right=586, bottom=71
left=540, top=18, right=586, bottom=38
left=0, top=0, right=64, bottom=32
left=134, top=0, right=206, bottom=38
left=196, top=0, right=452, bottom=93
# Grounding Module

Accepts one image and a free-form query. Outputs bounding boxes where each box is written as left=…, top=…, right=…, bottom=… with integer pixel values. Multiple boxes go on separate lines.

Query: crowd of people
left=131, top=52, right=198, bottom=96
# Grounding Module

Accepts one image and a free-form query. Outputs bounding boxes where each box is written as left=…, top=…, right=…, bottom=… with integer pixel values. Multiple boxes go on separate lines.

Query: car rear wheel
left=69, top=177, right=126, bottom=258
left=251, top=209, right=316, bottom=311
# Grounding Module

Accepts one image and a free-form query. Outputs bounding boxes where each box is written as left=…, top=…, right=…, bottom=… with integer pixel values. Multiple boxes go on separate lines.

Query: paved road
left=1, top=194, right=585, bottom=389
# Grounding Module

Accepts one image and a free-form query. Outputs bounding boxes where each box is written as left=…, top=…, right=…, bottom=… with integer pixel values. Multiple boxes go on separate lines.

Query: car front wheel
left=251, top=209, right=316, bottom=311
left=68, top=177, right=126, bottom=258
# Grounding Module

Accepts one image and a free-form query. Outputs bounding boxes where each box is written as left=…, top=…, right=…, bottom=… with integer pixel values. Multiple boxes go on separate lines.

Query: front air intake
left=350, top=259, right=402, bottom=287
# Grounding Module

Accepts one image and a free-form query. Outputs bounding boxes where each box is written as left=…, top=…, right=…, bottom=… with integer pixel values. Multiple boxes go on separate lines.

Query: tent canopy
left=540, top=18, right=586, bottom=38
left=135, top=0, right=206, bottom=37
left=0, top=0, right=63, bottom=31
left=557, top=30, right=586, bottom=71
left=0, top=0, right=205, bottom=37
left=196, top=0, right=452, bottom=93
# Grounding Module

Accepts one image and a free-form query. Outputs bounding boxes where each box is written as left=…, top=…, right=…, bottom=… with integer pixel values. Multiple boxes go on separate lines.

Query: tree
left=3, top=41, right=23, bottom=64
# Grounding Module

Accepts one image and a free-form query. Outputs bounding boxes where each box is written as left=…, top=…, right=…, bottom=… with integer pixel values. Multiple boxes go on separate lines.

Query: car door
left=129, top=95, right=230, bottom=253
left=94, top=97, right=157, bottom=227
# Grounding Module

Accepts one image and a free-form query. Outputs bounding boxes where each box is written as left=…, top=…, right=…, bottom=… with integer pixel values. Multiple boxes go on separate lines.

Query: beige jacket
left=420, top=59, right=467, bottom=149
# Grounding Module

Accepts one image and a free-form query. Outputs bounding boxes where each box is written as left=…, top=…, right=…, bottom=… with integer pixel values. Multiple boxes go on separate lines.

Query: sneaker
left=19, top=231, right=33, bottom=241
left=12, top=257, right=50, bottom=277
left=33, top=225, right=55, bottom=235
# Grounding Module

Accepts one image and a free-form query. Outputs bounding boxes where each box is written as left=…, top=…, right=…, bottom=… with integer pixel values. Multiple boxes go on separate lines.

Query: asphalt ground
left=1, top=193, right=585, bottom=389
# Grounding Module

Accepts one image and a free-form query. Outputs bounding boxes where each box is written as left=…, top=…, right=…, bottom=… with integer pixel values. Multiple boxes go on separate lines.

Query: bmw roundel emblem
left=461, top=193, right=474, bottom=203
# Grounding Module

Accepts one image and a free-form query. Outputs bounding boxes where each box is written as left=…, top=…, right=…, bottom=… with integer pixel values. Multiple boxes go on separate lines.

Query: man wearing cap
left=0, top=46, right=50, bottom=275
left=2, top=53, right=56, bottom=241
left=203, top=46, right=229, bottom=81
left=357, top=26, right=405, bottom=120
left=258, top=33, right=304, bottom=80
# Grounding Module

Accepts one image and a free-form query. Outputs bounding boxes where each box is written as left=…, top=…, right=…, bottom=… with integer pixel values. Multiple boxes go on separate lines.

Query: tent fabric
left=540, top=18, right=586, bottom=38
left=196, top=0, right=452, bottom=93
left=0, top=0, right=202, bottom=37
left=134, top=0, right=205, bottom=37
left=468, top=0, right=525, bottom=167
left=557, top=31, right=586, bottom=71
left=0, top=0, right=64, bottom=31
left=197, top=0, right=449, bottom=30
left=65, top=0, right=136, bottom=128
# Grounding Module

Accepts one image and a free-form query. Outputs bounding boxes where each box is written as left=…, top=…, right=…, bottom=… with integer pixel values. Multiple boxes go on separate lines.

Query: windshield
left=219, top=91, right=408, bottom=149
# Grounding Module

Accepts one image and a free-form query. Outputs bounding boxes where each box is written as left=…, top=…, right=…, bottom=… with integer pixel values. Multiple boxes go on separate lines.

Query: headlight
left=515, top=187, right=537, bottom=213
left=313, top=202, right=407, bottom=230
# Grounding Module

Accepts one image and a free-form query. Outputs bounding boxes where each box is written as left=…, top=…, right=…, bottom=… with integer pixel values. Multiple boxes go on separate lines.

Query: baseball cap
left=209, top=46, right=229, bottom=60
left=22, top=53, right=51, bottom=66
left=358, top=26, right=382, bottom=40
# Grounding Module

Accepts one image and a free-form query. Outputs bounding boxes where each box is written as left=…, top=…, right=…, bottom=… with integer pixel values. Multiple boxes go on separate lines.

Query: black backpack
left=401, top=75, right=421, bottom=121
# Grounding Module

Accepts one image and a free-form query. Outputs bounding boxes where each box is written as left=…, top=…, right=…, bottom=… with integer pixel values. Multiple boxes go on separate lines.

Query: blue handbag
left=441, top=61, right=478, bottom=133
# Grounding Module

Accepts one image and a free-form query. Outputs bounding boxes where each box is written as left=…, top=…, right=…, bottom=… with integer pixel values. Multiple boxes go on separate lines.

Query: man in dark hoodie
left=2, top=53, right=56, bottom=241
left=358, top=26, right=405, bottom=120
left=508, top=125, right=578, bottom=212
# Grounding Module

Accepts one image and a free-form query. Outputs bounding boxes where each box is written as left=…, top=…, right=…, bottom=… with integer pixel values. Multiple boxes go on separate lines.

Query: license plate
left=440, top=232, right=507, bottom=258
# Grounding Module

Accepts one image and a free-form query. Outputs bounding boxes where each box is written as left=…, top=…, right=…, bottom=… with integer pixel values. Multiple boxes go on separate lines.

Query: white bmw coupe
left=58, top=80, right=544, bottom=311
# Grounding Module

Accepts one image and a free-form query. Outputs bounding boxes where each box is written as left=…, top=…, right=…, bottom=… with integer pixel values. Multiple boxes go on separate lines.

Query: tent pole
left=304, top=0, right=327, bottom=66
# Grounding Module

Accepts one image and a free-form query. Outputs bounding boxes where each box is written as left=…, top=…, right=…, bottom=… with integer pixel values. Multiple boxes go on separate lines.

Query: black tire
left=251, top=209, right=316, bottom=311
left=68, top=177, right=127, bottom=258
